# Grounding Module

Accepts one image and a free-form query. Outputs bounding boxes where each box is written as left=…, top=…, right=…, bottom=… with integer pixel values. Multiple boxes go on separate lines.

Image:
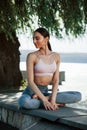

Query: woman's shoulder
left=52, top=51, right=60, bottom=62
left=27, top=50, right=39, bottom=60
left=52, top=51, right=60, bottom=58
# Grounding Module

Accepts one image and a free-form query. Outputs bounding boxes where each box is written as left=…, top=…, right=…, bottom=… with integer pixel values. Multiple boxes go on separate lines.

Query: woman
left=18, top=27, right=81, bottom=110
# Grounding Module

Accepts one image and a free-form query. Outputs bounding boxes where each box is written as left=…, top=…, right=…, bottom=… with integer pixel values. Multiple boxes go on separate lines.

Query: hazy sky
left=18, top=33, right=87, bottom=53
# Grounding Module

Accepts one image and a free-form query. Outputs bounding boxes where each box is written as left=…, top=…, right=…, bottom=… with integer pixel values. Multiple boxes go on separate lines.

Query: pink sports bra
left=34, top=59, right=56, bottom=76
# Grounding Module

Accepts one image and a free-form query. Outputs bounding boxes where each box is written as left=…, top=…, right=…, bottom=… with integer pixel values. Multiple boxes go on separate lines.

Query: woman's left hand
left=50, top=101, right=59, bottom=110
left=50, top=100, right=65, bottom=110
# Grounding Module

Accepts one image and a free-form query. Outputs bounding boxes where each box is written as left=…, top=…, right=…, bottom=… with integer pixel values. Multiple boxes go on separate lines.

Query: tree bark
left=0, top=32, right=22, bottom=89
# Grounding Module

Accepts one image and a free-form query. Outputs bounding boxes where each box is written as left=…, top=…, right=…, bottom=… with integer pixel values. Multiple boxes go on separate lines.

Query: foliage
left=20, top=79, right=28, bottom=90
left=0, top=0, right=87, bottom=39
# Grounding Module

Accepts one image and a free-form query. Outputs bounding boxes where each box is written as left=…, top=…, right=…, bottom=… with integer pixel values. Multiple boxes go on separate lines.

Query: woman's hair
left=34, top=27, right=52, bottom=51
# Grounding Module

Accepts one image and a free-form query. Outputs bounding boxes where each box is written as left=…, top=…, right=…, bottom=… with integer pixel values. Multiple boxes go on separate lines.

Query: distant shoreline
left=20, top=50, right=87, bottom=63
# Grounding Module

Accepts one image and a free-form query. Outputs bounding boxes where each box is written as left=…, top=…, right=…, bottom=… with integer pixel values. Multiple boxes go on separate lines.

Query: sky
left=18, top=33, right=87, bottom=53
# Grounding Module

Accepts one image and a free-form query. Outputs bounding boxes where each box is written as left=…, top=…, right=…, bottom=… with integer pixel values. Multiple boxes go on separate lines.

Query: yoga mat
left=21, top=106, right=87, bottom=121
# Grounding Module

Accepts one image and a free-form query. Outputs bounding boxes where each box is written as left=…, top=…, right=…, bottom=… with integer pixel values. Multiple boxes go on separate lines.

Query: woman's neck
left=39, top=47, right=51, bottom=56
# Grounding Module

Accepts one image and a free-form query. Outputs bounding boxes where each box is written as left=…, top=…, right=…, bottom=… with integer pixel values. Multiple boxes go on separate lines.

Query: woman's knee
left=72, top=91, right=82, bottom=102
left=66, top=91, right=82, bottom=102
left=56, top=91, right=82, bottom=104
left=18, top=94, right=40, bottom=109
left=18, top=94, right=30, bottom=107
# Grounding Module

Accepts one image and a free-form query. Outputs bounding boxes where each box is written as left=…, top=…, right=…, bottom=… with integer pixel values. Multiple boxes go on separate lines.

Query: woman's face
left=33, top=32, right=48, bottom=48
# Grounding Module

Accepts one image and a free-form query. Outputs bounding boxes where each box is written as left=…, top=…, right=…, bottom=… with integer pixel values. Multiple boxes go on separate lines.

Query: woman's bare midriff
left=34, top=76, right=52, bottom=86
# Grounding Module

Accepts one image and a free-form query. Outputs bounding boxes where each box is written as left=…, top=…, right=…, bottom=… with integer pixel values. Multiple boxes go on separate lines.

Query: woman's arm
left=50, top=53, right=60, bottom=106
left=27, top=53, right=47, bottom=102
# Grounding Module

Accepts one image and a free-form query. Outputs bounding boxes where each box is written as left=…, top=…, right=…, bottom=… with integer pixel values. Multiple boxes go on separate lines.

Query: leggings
left=18, top=85, right=82, bottom=109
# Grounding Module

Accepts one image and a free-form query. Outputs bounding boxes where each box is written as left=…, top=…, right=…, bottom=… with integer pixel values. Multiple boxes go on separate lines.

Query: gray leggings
left=18, top=85, right=81, bottom=109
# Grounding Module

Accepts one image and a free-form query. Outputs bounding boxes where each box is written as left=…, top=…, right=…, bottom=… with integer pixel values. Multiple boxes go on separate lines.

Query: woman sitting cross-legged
left=18, top=27, right=82, bottom=110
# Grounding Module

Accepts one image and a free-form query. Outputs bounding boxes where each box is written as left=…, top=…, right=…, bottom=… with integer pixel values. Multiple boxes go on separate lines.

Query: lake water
left=20, top=50, right=87, bottom=64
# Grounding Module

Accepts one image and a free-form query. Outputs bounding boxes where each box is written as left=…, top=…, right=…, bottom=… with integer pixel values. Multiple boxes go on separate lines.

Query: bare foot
left=57, top=103, right=65, bottom=107
left=32, top=94, right=39, bottom=99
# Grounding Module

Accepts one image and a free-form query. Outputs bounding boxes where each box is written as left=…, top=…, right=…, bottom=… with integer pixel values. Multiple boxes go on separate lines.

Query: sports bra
left=34, top=59, right=56, bottom=76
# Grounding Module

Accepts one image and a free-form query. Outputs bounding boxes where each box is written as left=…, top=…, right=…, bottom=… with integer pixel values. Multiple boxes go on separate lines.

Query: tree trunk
left=0, top=32, right=22, bottom=89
